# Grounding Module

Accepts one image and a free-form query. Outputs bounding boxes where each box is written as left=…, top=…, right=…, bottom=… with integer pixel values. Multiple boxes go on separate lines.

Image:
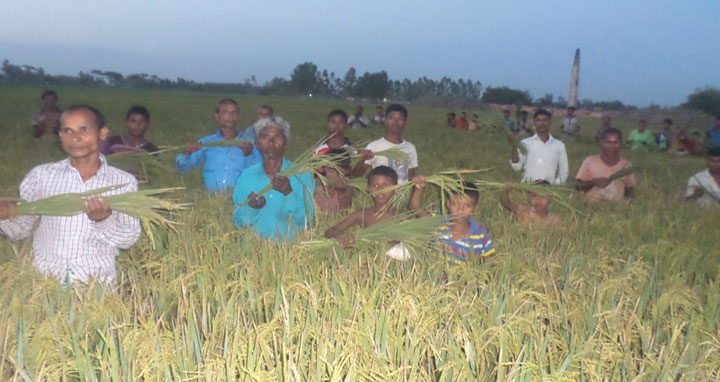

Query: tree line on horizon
left=2, top=59, right=718, bottom=114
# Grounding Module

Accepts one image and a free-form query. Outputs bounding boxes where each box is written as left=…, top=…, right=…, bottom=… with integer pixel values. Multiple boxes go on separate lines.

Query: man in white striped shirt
left=0, top=105, right=141, bottom=286
left=509, top=109, right=569, bottom=185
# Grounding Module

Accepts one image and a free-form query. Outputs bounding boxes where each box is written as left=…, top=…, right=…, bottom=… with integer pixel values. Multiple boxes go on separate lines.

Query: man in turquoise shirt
left=233, top=118, right=314, bottom=239
left=175, top=99, right=261, bottom=193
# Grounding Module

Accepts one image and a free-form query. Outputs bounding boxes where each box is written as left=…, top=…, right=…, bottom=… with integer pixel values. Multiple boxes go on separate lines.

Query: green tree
left=685, top=87, right=720, bottom=116
left=290, top=62, right=320, bottom=95
left=481, top=86, right=532, bottom=105
left=355, top=71, right=391, bottom=99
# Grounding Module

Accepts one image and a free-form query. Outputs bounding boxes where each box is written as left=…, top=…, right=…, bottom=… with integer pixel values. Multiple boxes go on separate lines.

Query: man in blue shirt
left=707, top=115, right=720, bottom=150
left=175, top=99, right=261, bottom=193
left=233, top=119, right=314, bottom=239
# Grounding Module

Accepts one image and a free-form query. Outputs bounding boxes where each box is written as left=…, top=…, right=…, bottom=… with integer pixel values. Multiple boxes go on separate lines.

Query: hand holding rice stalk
left=8, top=184, right=189, bottom=228
left=235, top=138, right=348, bottom=207
left=349, top=145, right=410, bottom=167
left=380, top=169, right=494, bottom=211
left=474, top=180, right=579, bottom=213
left=607, top=166, right=636, bottom=183
left=302, top=212, right=445, bottom=253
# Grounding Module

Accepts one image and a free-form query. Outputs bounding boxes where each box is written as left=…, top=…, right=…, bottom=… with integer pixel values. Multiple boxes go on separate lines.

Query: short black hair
left=707, top=147, right=720, bottom=158
left=520, top=111, right=529, bottom=116
left=327, top=148, right=351, bottom=169
left=41, top=89, right=57, bottom=100
left=448, top=181, right=479, bottom=203
left=367, top=165, right=398, bottom=185
left=663, top=118, right=673, bottom=125
left=600, top=127, right=623, bottom=141
left=215, top=98, right=238, bottom=113
left=385, top=104, right=408, bottom=120
left=60, top=104, right=105, bottom=130
left=126, top=105, right=150, bottom=121
left=258, top=105, right=274, bottom=115
left=328, top=109, right=348, bottom=122
left=567, top=106, right=576, bottom=111
left=533, top=108, right=552, bottom=119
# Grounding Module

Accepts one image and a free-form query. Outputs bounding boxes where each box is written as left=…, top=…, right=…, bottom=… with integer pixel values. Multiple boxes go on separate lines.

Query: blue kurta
left=232, top=158, right=315, bottom=239
left=174, top=129, right=262, bottom=193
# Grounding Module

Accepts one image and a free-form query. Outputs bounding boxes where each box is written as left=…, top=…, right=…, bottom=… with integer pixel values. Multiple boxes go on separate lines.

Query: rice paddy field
left=1, top=85, right=719, bottom=381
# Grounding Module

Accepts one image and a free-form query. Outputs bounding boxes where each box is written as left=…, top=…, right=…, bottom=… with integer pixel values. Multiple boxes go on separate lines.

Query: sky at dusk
left=2, top=0, right=718, bottom=106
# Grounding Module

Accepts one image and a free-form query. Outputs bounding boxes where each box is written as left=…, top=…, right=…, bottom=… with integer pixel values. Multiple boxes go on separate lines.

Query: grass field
left=1, top=85, right=719, bottom=381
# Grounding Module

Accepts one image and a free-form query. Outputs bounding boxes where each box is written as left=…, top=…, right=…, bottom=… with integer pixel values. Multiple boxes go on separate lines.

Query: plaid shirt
left=0, top=156, right=141, bottom=285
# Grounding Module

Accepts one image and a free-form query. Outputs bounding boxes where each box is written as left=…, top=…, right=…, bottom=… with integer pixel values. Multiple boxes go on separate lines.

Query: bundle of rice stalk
left=11, top=185, right=189, bottom=227
left=380, top=169, right=494, bottom=211
left=473, top=180, right=579, bottom=213
left=348, top=146, right=410, bottom=165
left=105, top=151, right=174, bottom=179
left=302, top=212, right=444, bottom=252
left=235, top=138, right=346, bottom=207
left=607, top=166, right=636, bottom=183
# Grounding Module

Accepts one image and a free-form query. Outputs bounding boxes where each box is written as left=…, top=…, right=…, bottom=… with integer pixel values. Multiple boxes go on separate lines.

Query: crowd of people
left=0, top=89, right=718, bottom=287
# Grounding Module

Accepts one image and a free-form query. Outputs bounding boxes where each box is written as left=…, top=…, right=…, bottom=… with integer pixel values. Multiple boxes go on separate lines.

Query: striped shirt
left=0, top=156, right=141, bottom=285
left=439, top=220, right=495, bottom=264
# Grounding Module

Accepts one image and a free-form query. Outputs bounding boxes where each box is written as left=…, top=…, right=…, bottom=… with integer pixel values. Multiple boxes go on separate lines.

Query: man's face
left=59, top=109, right=108, bottom=160
left=43, top=95, right=58, bottom=109
left=257, top=107, right=272, bottom=120
left=601, top=133, right=622, bottom=156
left=601, top=116, right=611, bottom=127
left=125, top=114, right=149, bottom=138
left=707, top=156, right=720, bottom=175
left=445, top=193, right=477, bottom=220
left=567, top=108, right=575, bottom=117
left=385, top=111, right=407, bottom=135
left=534, top=114, right=551, bottom=134
left=256, top=125, right=287, bottom=159
left=368, top=174, right=396, bottom=206
left=327, top=115, right=347, bottom=135
left=638, top=121, right=647, bottom=132
left=215, top=103, right=239, bottom=129
left=355, top=105, right=363, bottom=116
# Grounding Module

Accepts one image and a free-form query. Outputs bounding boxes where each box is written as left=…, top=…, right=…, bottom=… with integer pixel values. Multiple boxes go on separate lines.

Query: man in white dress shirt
left=685, top=148, right=720, bottom=208
left=0, top=105, right=141, bottom=286
left=509, top=109, right=569, bottom=184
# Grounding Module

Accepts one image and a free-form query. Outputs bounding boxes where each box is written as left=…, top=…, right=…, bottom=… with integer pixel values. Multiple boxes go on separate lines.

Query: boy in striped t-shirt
left=409, top=177, right=495, bottom=263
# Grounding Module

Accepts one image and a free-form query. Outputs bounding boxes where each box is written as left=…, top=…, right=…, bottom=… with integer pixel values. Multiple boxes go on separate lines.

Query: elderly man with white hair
left=232, top=117, right=313, bottom=239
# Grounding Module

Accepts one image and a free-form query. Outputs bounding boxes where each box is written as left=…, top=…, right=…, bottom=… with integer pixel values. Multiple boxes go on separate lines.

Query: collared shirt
left=232, top=158, right=315, bottom=239
left=686, top=169, right=720, bottom=208
left=439, top=220, right=495, bottom=265
left=0, top=156, right=141, bottom=285
left=175, top=129, right=262, bottom=193
left=561, top=117, right=580, bottom=134
left=510, top=134, right=569, bottom=184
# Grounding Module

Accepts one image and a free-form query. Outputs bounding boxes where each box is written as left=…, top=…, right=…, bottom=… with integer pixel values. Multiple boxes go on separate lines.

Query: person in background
left=0, top=105, right=141, bottom=286
left=31, top=90, right=62, bottom=138
left=243, top=105, right=274, bottom=140
left=352, top=104, right=418, bottom=184
left=347, top=105, right=369, bottom=129
left=175, top=99, right=260, bottom=193
left=373, top=105, right=385, bottom=125
left=626, top=119, right=655, bottom=150
left=559, top=106, right=580, bottom=141
left=655, top=118, right=674, bottom=151
left=500, top=181, right=560, bottom=226
left=517, top=111, right=533, bottom=135
left=671, top=126, right=696, bottom=156
left=706, top=115, right=720, bottom=150
left=685, top=148, right=720, bottom=208
left=503, top=109, right=517, bottom=133
left=468, top=114, right=480, bottom=131
left=509, top=109, right=569, bottom=185
left=594, top=115, right=612, bottom=143
left=455, top=111, right=469, bottom=130
left=446, top=112, right=457, bottom=128
left=101, top=105, right=158, bottom=155
left=314, top=148, right=354, bottom=212
left=576, top=128, right=636, bottom=201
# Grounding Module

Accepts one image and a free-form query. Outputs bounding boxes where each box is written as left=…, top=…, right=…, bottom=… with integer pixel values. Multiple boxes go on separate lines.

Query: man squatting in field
left=576, top=128, right=636, bottom=201
left=175, top=98, right=261, bottom=193
left=685, top=147, right=720, bottom=208
left=0, top=105, right=141, bottom=286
